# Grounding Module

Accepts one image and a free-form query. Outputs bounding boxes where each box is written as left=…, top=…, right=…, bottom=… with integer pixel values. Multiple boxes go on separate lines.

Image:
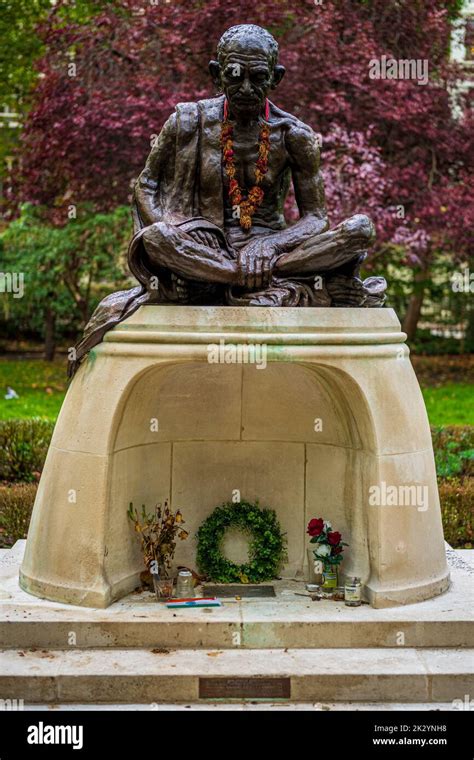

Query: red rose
left=332, top=546, right=343, bottom=555
left=328, top=531, right=342, bottom=546
left=307, top=518, right=324, bottom=537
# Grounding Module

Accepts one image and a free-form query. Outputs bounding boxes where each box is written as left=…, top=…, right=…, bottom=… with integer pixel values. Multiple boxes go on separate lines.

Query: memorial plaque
left=203, top=584, right=276, bottom=598
left=199, top=677, right=291, bottom=699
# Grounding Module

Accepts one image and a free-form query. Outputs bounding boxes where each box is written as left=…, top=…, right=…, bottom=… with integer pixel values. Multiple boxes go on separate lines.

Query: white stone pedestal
left=19, top=306, right=449, bottom=608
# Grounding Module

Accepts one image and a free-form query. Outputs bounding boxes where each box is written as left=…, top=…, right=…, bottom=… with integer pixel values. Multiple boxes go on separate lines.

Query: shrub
left=439, top=478, right=474, bottom=548
left=410, top=329, right=464, bottom=356
left=0, top=419, right=54, bottom=482
left=0, top=483, right=37, bottom=548
left=0, top=419, right=471, bottom=553
left=431, top=426, right=473, bottom=548
left=431, top=426, right=474, bottom=479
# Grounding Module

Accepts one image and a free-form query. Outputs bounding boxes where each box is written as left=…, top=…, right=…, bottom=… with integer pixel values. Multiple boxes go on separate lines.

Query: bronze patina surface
left=70, top=24, right=386, bottom=375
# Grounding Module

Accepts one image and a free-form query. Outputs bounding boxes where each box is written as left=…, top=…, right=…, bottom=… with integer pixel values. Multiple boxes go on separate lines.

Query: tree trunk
left=44, top=307, right=56, bottom=361
left=465, top=302, right=474, bottom=353
left=402, top=268, right=427, bottom=341
left=78, top=298, right=90, bottom=326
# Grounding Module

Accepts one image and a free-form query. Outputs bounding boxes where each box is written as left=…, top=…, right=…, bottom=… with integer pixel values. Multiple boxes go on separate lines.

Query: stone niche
left=19, top=306, right=450, bottom=608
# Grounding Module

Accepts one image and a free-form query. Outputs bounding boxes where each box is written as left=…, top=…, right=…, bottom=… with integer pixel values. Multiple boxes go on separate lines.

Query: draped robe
left=69, top=95, right=385, bottom=376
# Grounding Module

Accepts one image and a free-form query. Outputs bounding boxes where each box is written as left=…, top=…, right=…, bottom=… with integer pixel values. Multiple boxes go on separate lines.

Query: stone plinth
left=19, top=306, right=449, bottom=608
left=3, top=542, right=472, bottom=705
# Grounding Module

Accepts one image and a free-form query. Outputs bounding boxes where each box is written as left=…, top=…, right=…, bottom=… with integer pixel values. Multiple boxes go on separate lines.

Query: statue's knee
left=141, top=223, right=171, bottom=270
left=344, top=214, right=375, bottom=244
left=143, top=221, right=168, bottom=246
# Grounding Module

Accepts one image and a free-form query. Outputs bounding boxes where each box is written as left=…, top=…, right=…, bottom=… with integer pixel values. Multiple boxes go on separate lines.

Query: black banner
left=0, top=708, right=471, bottom=758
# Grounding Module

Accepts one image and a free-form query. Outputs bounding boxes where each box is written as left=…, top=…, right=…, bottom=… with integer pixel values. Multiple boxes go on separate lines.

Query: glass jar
left=344, top=577, right=362, bottom=606
left=176, top=570, right=194, bottom=599
left=333, top=586, right=345, bottom=601
left=307, top=548, right=324, bottom=584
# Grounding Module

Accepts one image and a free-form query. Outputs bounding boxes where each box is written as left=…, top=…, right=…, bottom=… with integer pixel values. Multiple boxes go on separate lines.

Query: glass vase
left=151, top=567, right=174, bottom=601
left=322, top=562, right=338, bottom=589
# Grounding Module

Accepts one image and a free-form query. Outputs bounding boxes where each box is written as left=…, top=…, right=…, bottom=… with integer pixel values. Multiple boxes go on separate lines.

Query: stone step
left=19, top=701, right=461, bottom=711
left=0, top=647, right=472, bottom=704
left=1, top=609, right=473, bottom=650
left=1, top=544, right=473, bottom=651
left=3, top=573, right=474, bottom=649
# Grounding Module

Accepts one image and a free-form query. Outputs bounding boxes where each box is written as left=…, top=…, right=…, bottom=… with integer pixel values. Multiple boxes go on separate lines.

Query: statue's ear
left=272, top=64, right=286, bottom=88
left=209, top=60, right=221, bottom=88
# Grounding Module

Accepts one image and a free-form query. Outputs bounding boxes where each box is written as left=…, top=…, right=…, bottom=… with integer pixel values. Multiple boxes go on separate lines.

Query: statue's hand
left=188, top=228, right=222, bottom=251
left=237, top=239, right=278, bottom=290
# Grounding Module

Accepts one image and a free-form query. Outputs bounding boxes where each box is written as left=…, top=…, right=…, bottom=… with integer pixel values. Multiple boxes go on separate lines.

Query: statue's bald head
left=210, top=24, right=285, bottom=119
left=217, top=24, right=279, bottom=68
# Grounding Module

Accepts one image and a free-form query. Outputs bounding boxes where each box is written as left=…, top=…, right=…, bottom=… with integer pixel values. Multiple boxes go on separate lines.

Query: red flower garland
left=221, top=99, right=270, bottom=231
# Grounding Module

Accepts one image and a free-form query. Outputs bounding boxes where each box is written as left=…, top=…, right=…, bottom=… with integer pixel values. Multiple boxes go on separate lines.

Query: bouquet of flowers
left=128, top=501, right=189, bottom=578
left=307, top=517, right=348, bottom=567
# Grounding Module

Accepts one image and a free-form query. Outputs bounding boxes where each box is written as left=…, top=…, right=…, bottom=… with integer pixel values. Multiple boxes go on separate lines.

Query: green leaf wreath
left=196, top=500, right=287, bottom=583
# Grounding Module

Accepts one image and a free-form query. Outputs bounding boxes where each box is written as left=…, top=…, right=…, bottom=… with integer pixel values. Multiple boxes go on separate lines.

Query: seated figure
left=71, top=24, right=386, bottom=375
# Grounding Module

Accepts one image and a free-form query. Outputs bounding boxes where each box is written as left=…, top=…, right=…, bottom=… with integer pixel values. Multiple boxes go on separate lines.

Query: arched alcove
left=106, top=360, right=377, bottom=583
left=20, top=306, right=449, bottom=607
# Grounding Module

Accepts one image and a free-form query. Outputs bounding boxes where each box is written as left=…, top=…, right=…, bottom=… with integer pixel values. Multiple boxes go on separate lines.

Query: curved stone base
left=20, top=306, right=449, bottom=608
left=365, top=573, right=450, bottom=609
left=19, top=567, right=139, bottom=609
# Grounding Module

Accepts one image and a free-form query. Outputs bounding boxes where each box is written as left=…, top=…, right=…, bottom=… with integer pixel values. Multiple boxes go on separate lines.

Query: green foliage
left=196, top=500, right=287, bottom=583
left=0, top=1, right=51, bottom=127
left=0, top=482, right=37, bottom=547
left=432, top=426, right=473, bottom=548
left=0, top=418, right=54, bottom=481
left=0, top=204, right=132, bottom=342
left=439, top=478, right=474, bottom=548
left=373, top=248, right=471, bottom=350
left=410, top=329, right=464, bottom=356
left=432, top=426, right=474, bottom=480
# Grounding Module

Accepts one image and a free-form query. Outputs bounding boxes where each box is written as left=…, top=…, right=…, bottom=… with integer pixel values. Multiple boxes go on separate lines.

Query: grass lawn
left=0, top=360, right=67, bottom=420
left=422, top=384, right=474, bottom=427
left=0, top=356, right=473, bottom=427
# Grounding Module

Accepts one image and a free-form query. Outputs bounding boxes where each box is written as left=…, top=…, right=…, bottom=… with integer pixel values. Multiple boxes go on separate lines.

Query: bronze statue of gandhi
left=70, top=24, right=386, bottom=375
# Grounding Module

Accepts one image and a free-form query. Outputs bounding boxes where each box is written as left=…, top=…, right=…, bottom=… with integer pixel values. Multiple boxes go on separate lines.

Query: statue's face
left=212, top=37, right=284, bottom=119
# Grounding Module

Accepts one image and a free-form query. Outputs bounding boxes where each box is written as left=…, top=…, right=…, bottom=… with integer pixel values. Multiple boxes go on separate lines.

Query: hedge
left=0, top=419, right=54, bottom=482
left=0, top=419, right=471, bottom=483
left=439, top=478, right=473, bottom=548
left=0, top=420, right=472, bottom=549
left=0, top=483, right=37, bottom=548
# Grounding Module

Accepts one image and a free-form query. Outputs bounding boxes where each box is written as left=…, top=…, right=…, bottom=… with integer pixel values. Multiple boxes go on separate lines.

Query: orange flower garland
left=221, top=99, right=270, bottom=231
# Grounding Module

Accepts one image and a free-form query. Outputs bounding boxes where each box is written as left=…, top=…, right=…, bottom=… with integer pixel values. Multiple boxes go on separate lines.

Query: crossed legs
left=142, top=213, right=375, bottom=289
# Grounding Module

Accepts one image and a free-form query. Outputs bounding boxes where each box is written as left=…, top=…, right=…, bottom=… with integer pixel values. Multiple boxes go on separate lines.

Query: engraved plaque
left=203, top=584, right=276, bottom=598
left=199, top=677, right=291, bottom=699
